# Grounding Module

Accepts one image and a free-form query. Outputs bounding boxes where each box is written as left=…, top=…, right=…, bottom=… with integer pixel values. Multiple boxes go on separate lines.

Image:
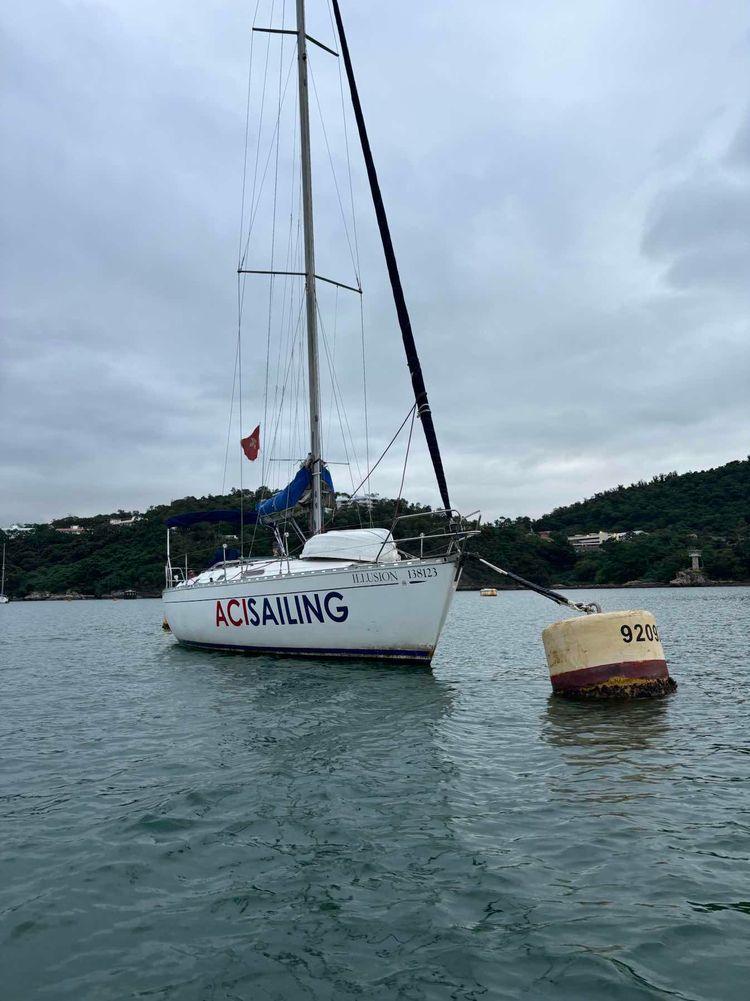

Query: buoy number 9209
left=620, top=623, right=659, bottom=643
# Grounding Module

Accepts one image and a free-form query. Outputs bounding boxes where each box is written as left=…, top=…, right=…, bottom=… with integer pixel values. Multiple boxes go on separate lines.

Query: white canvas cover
left=300, top=528, right=401, bottom=563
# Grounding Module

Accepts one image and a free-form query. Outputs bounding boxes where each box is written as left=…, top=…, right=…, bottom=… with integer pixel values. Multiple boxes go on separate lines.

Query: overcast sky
left=2, top=0, right=749, bottom=526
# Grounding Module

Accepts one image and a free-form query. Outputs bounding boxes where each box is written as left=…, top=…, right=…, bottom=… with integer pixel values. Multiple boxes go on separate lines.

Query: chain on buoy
left=469, top=555, right=676, bottom=699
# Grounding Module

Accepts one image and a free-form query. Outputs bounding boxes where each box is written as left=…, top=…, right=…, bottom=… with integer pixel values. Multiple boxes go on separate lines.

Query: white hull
left=163, top=555, right=460, bottom=663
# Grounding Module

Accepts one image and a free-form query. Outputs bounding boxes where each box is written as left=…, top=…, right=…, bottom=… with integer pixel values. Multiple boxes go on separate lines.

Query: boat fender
left=542, top=609, right=676, bottom=698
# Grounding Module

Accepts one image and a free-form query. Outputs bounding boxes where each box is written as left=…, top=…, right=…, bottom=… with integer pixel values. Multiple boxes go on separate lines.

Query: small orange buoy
left=543, top=610, right=676, bottom=698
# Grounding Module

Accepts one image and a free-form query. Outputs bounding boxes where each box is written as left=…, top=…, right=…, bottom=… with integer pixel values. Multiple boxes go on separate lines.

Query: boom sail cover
left=256, top=465, right=334, bottom=520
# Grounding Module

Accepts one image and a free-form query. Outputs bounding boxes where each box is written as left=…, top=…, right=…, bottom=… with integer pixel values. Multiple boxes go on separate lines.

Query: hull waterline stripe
left=175, top=639, right=432, bottom=661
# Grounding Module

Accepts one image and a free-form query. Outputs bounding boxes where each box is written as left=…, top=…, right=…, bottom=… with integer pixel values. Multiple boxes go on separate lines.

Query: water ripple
left=1, top=589, right=748, bottom=999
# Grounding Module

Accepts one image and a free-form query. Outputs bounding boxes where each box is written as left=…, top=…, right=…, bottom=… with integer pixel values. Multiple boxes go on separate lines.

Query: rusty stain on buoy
left=543, top=609, right=676, bottom=699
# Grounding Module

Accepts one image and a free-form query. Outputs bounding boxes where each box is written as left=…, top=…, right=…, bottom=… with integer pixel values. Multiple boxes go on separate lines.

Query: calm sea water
left=1, top=588, right=748, bottom=1000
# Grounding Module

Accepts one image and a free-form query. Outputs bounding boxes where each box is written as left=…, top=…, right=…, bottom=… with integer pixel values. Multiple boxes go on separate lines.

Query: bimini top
left=300, top=528, right=400, bottom=564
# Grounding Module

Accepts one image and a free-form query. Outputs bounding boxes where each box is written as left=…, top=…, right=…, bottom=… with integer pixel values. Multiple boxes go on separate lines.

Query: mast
left=1, top=544, right=5, bottom=597
left=296, top=0, right=323, bottom=535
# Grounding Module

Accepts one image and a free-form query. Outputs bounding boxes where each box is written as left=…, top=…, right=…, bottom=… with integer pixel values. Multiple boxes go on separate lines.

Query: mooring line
left=468, top=554, right=601, bottom=615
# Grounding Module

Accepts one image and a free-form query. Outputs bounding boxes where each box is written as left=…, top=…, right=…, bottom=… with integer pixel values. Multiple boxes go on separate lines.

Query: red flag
left=241, top=425, right=260, bottom=461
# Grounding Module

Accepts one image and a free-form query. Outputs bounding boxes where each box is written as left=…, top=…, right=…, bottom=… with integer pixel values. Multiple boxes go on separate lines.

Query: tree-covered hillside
left=1, top=491, right=573, bottom=597
left=1, top=458, right=748, bottom=597
left=536, top=458, right=749, bottom=534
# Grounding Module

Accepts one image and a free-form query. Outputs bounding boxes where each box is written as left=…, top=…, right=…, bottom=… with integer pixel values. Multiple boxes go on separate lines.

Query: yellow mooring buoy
left=543, top=609, right=676, bottom=699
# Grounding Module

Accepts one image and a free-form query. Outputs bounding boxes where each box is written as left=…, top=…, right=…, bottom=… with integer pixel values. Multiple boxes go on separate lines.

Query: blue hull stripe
left=176, top=638, right=432, bottom=662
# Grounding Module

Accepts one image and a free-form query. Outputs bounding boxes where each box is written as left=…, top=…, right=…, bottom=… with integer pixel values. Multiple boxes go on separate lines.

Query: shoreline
left=7, top=580, right=750, bottom=601
left=459, top=580, right=750, bottom=592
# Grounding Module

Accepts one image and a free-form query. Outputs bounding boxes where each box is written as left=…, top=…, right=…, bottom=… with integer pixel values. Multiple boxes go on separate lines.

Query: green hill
left=1, top=458, right=748, bottom=597
left=531, top=457, right=750, bottom=585
left=536, top=458, right=750, bottom=535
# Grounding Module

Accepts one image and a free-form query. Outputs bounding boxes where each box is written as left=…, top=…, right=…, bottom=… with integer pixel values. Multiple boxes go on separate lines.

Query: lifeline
left=216, top=590, right=349, bottom=628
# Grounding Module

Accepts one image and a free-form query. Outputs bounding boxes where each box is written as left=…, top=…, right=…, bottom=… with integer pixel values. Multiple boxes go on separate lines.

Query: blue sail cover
left=256, top=466, right=334, bottom=519
left=165, top=509, right=258, bottom=528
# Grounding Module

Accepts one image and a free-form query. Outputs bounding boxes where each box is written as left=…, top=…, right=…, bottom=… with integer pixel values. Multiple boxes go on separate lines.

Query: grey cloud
left=726, top=106, right=750, bottom=170
left=642, top=113, right=750, bottom=296
left=2, top=0, right=750, bottom=524
left=642, top=176, right=750, bottom=293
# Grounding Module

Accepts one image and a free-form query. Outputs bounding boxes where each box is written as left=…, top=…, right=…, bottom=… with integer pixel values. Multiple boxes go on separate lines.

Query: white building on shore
left=567, top=530, right=646, bottom=551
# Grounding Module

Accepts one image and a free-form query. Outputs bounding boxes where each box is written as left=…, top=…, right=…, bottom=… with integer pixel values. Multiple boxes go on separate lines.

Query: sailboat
left=161, top=0, right=476, bottom=662
left=0, top=544, right=8, bottom=604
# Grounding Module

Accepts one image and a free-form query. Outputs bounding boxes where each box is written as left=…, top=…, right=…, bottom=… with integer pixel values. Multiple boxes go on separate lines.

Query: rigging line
left=323, top=0, right=340, bottom=59
left=316, top=302, right=364, bottom=495
left=261, top=0, right=286, bottom=494
left=221, top=332, right=241, bottom=495
left=291, top=334, right=303, bottom=496
left=237, top=6, right=287, bottom=374
left=244, top=0, right=275, bottom=270
left=390, top=402, right=416, bottom=535
left=241, top=48, right=297, bottom=268
left=266, top=208, right=302, bottom=488
left=267, top=297, right=306, bottom=465
left=249, top=293, right=305, bottom=552
left=346, top=403, right=417, bottom=502
left=266, top=82, right=300, bottom=478
left=253, top=209, right=294, bottom=552
left=325, top=285, right=339, bottom=437
left=270, top=333, right=300, bottom=477
left=278, top=169, right=300, bottom=398
left=331, top=0, right=452, bottom=516
left=233, top=0, right=262, bottom=518
left=238, top=279, right=245, bottom=556
left=317, top=309, right=357, bottom=494
left=326, top=0, right=366, bottom=516
left=326, top=0, right=361, bottom=277
left=262, top=128, right=303, bottom=497
left=238, top=0, right=263, bottom=268
left=359, top=293, right=371, bottom=527
left=251, top=0, right=286, bottom=559
left=241, top=45, right=296, bottom=266
left=308, top=61, right=360, bottom=287
left=250, top=163, right=292, bottom=557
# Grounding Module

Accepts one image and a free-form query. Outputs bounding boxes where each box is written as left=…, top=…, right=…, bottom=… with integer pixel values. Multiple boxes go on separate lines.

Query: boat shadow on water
left=164, top=636, right=436, bottom=676
left=160, top=637, right=455, bottom=725
left=158, top=638, right=459, bottom=808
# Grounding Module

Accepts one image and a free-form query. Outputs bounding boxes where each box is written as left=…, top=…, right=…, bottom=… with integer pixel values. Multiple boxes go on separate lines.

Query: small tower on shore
left=688, top=549, right=702, bottom=571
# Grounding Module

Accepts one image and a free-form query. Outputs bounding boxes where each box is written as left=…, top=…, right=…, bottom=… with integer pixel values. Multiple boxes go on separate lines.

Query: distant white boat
left=480, top=588, right=497, bottom=597
left=0, top=543, right=9, bottom=603
left=161, top=0, right=476, bottom=663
